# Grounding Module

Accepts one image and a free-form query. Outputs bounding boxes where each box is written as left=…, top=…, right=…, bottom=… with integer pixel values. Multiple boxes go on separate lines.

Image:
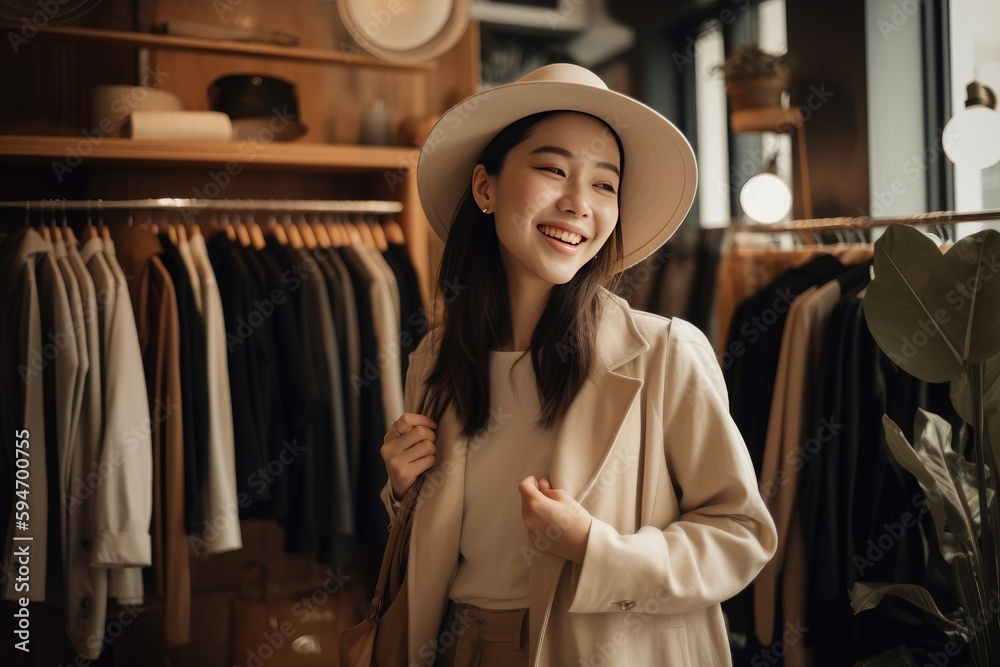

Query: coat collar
left=407, top=288, right=649, bottom=663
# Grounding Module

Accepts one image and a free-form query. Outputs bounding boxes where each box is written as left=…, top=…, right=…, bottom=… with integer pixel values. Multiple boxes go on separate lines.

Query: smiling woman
left=375, top=63, right=777, bottom=667
left=472, top=112, right=622, bottom=308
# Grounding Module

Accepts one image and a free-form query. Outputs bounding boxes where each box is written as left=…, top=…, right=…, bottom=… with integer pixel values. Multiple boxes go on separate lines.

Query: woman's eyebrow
left=528, top=145, right=621, bottom=177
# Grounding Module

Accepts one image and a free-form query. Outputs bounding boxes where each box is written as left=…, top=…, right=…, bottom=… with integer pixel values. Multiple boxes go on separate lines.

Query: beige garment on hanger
left=352, top=245, right=404, bottom=427
left=117, top=225, right=191, bottom=645
left=55, top=238, right=89, bottom=503
left=63, top=239, right=108, bottom=656
left=80, top=237, right=153, bottom=605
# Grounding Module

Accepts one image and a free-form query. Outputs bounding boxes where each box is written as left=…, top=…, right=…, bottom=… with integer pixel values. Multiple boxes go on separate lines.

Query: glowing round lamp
left=740, top=173, right=792, bottom=224
left=942, top=81, right=1000, bottom=169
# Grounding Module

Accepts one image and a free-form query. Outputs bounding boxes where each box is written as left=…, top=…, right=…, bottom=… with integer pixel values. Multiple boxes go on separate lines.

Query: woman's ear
left=471, top=164, right=495, bottom=213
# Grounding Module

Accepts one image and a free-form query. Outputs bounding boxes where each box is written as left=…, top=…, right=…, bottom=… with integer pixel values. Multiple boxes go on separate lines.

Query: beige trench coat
left=382, top=289, right=777, bottom=666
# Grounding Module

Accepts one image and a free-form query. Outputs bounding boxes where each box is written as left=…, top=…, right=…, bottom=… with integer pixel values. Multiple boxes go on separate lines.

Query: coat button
left=613, top=600, right=635, bottom=611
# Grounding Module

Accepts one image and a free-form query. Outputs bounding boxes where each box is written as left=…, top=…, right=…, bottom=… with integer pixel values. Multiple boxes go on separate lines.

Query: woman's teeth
left=538, top=225, right=583, bottom=245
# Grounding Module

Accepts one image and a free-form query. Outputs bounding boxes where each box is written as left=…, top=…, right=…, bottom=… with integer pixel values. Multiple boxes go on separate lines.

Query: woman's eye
left=538, top=166, right=565, bottom=176
left=597, top=183, right=617, bottom=193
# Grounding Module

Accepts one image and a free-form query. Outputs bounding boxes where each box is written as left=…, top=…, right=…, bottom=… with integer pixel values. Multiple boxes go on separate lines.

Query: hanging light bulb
left=942, top=81, right=1000, bottom=169
left=740, top=154, right=792, bottom=224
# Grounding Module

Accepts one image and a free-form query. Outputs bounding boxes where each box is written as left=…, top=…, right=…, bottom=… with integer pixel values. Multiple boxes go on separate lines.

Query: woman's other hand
left=381, top=413, right=438, bottom=499
left=518, top=475, right=593, bottom=563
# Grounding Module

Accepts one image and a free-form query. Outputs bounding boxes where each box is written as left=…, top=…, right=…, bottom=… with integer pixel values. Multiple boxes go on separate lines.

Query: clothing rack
left=733, top=208, right=1000, bottom=233
left=0, top=197, right=404, bottom=215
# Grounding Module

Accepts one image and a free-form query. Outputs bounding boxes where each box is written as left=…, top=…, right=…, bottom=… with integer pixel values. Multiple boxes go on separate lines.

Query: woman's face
left=475, top=112, right=621, bottom=290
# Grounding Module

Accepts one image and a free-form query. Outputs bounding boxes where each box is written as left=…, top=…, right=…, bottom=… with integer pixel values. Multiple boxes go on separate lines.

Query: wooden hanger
left=166, top=220, right=179, bottom=245
left=353, top=217, right=378, bottom=249
left=220, top=214, right=236, bottom=241
left=63, top=225, right=77, bottom=247
left=297, top=216, right=318, bottom=250
left=384, top=218, right=406, bottom=245
left=176, top=221, right=189, bottom=244
left=325, top=218, right=345, bottom=247
left=335, top=216, right=351, bottom=246
left=311, top=216, right=332, bottom=248
left=371, top=220, right=389, bottom=252
left=233, top=214, right=252, bottom=247
left=344, top=223, right=363, bottom=247
left=247, top=214, right=266, bottom=250
left=82, top=202, right=99, bottom=241
left=265, top=215, right=289, bottom=246
left=283, top=220, right=306, bottom=250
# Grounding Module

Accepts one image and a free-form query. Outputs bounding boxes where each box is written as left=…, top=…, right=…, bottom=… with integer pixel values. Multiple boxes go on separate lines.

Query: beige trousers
left=437, top=602, right=529, bottom=667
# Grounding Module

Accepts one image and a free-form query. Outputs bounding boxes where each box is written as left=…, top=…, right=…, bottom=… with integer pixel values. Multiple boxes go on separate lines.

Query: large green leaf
left=853, top=645, right=919, bottom=667
left=882, top=413, right=981, bottom=560
left=951, top=357, right=1000, bottom=494
left=864, top=225, right=964, bottom=382
left=849, top=582, right=968, bottom=635
left=951, top=354, right=1000, bottom=426
left=924, top=230, right=1000, bottom=365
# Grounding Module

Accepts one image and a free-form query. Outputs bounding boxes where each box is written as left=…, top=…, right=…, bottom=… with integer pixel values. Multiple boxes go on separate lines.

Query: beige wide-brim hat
left=338, top=0, right=470, bottom=63
left=417, top=63, right=698, bottom=273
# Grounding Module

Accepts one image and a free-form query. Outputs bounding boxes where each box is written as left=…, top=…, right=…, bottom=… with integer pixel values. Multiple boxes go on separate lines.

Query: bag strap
left=368, top=474, right=425, bottom=621
left=367, top=392, right=432, bottom=621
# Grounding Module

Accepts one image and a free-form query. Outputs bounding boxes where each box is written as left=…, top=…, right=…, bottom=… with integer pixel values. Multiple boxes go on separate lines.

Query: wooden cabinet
left=0, top=3, right=477, bottom=664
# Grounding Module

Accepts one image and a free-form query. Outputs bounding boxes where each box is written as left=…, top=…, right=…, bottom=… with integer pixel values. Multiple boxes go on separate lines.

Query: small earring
left=482, top=206, right=490, bottom=214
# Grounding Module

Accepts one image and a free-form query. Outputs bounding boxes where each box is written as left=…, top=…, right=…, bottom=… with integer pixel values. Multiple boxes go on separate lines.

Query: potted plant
left=851, top=224, right=1000, bottom=666
left=715, top=45, right=792, bottom=112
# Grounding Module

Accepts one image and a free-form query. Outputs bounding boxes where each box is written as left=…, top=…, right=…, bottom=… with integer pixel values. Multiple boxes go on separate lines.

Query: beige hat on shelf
left=338, top=0, right=470, bottom=63
left=416, top=63, right=699, bottom=273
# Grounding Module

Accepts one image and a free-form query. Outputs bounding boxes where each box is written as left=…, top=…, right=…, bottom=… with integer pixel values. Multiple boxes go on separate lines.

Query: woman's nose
left=557, top=181, right=591, bottom=218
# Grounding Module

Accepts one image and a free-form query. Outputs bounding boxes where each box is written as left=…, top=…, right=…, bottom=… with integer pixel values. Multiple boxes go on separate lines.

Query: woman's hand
left=518, top=476, right=593, bottom=564
left=381, top=413, right=438, bottom=500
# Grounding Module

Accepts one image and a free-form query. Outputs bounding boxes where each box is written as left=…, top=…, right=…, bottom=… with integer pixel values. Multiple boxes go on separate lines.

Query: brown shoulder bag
left=339, top=475, right=425, bottom=666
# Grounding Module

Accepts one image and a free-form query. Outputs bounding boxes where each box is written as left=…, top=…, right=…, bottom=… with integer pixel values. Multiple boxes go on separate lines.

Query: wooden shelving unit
left=0, top=23, right=436, bottom=70
left=0, top=135, right=418, bottom=172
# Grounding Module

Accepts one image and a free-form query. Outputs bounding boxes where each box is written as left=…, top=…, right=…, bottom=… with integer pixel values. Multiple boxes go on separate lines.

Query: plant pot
left=725, top=75, right=789, bottom=112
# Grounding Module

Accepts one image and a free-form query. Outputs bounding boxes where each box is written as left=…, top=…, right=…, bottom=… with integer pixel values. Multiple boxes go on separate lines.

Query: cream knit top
left=447, top=350, right=558, bottom=610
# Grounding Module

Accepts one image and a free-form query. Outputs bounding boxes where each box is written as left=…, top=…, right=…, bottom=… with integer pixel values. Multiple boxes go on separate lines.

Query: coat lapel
left=529, top=291, right=648, bottom=663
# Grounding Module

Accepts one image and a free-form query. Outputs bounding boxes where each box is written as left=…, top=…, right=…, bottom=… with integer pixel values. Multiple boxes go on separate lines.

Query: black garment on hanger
left=157, top=235, right=209, bottom=535
left=725, top=253, right=848, bottom=475
left=206, top=234, right=270, bottom=506
left=262, top=240, right=321, bottom=554
left=800, top=286, right=958, bottom=665
left=309, top=247, right=355, bottom=565
left=247, top=243, right=314, bottom=522
left=236, top=243, right=288, bottom=520
left=324, top=248, right=363, bottom=495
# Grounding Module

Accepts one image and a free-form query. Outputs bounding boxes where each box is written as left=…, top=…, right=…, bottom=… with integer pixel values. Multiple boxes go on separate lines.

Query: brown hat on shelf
left=208, top=74, right=307, bottom=141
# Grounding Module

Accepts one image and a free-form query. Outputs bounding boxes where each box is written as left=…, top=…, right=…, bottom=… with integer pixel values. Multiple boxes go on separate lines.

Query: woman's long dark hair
left=424, top=110, right=625, bottom=438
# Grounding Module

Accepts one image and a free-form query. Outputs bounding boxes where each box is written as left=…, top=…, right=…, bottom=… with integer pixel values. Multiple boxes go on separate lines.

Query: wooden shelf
left=0, top=136, right=419, bottom=172
left=730, top=107, right=804, bottom=134
left=0, top=24, right=436, bottom=71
